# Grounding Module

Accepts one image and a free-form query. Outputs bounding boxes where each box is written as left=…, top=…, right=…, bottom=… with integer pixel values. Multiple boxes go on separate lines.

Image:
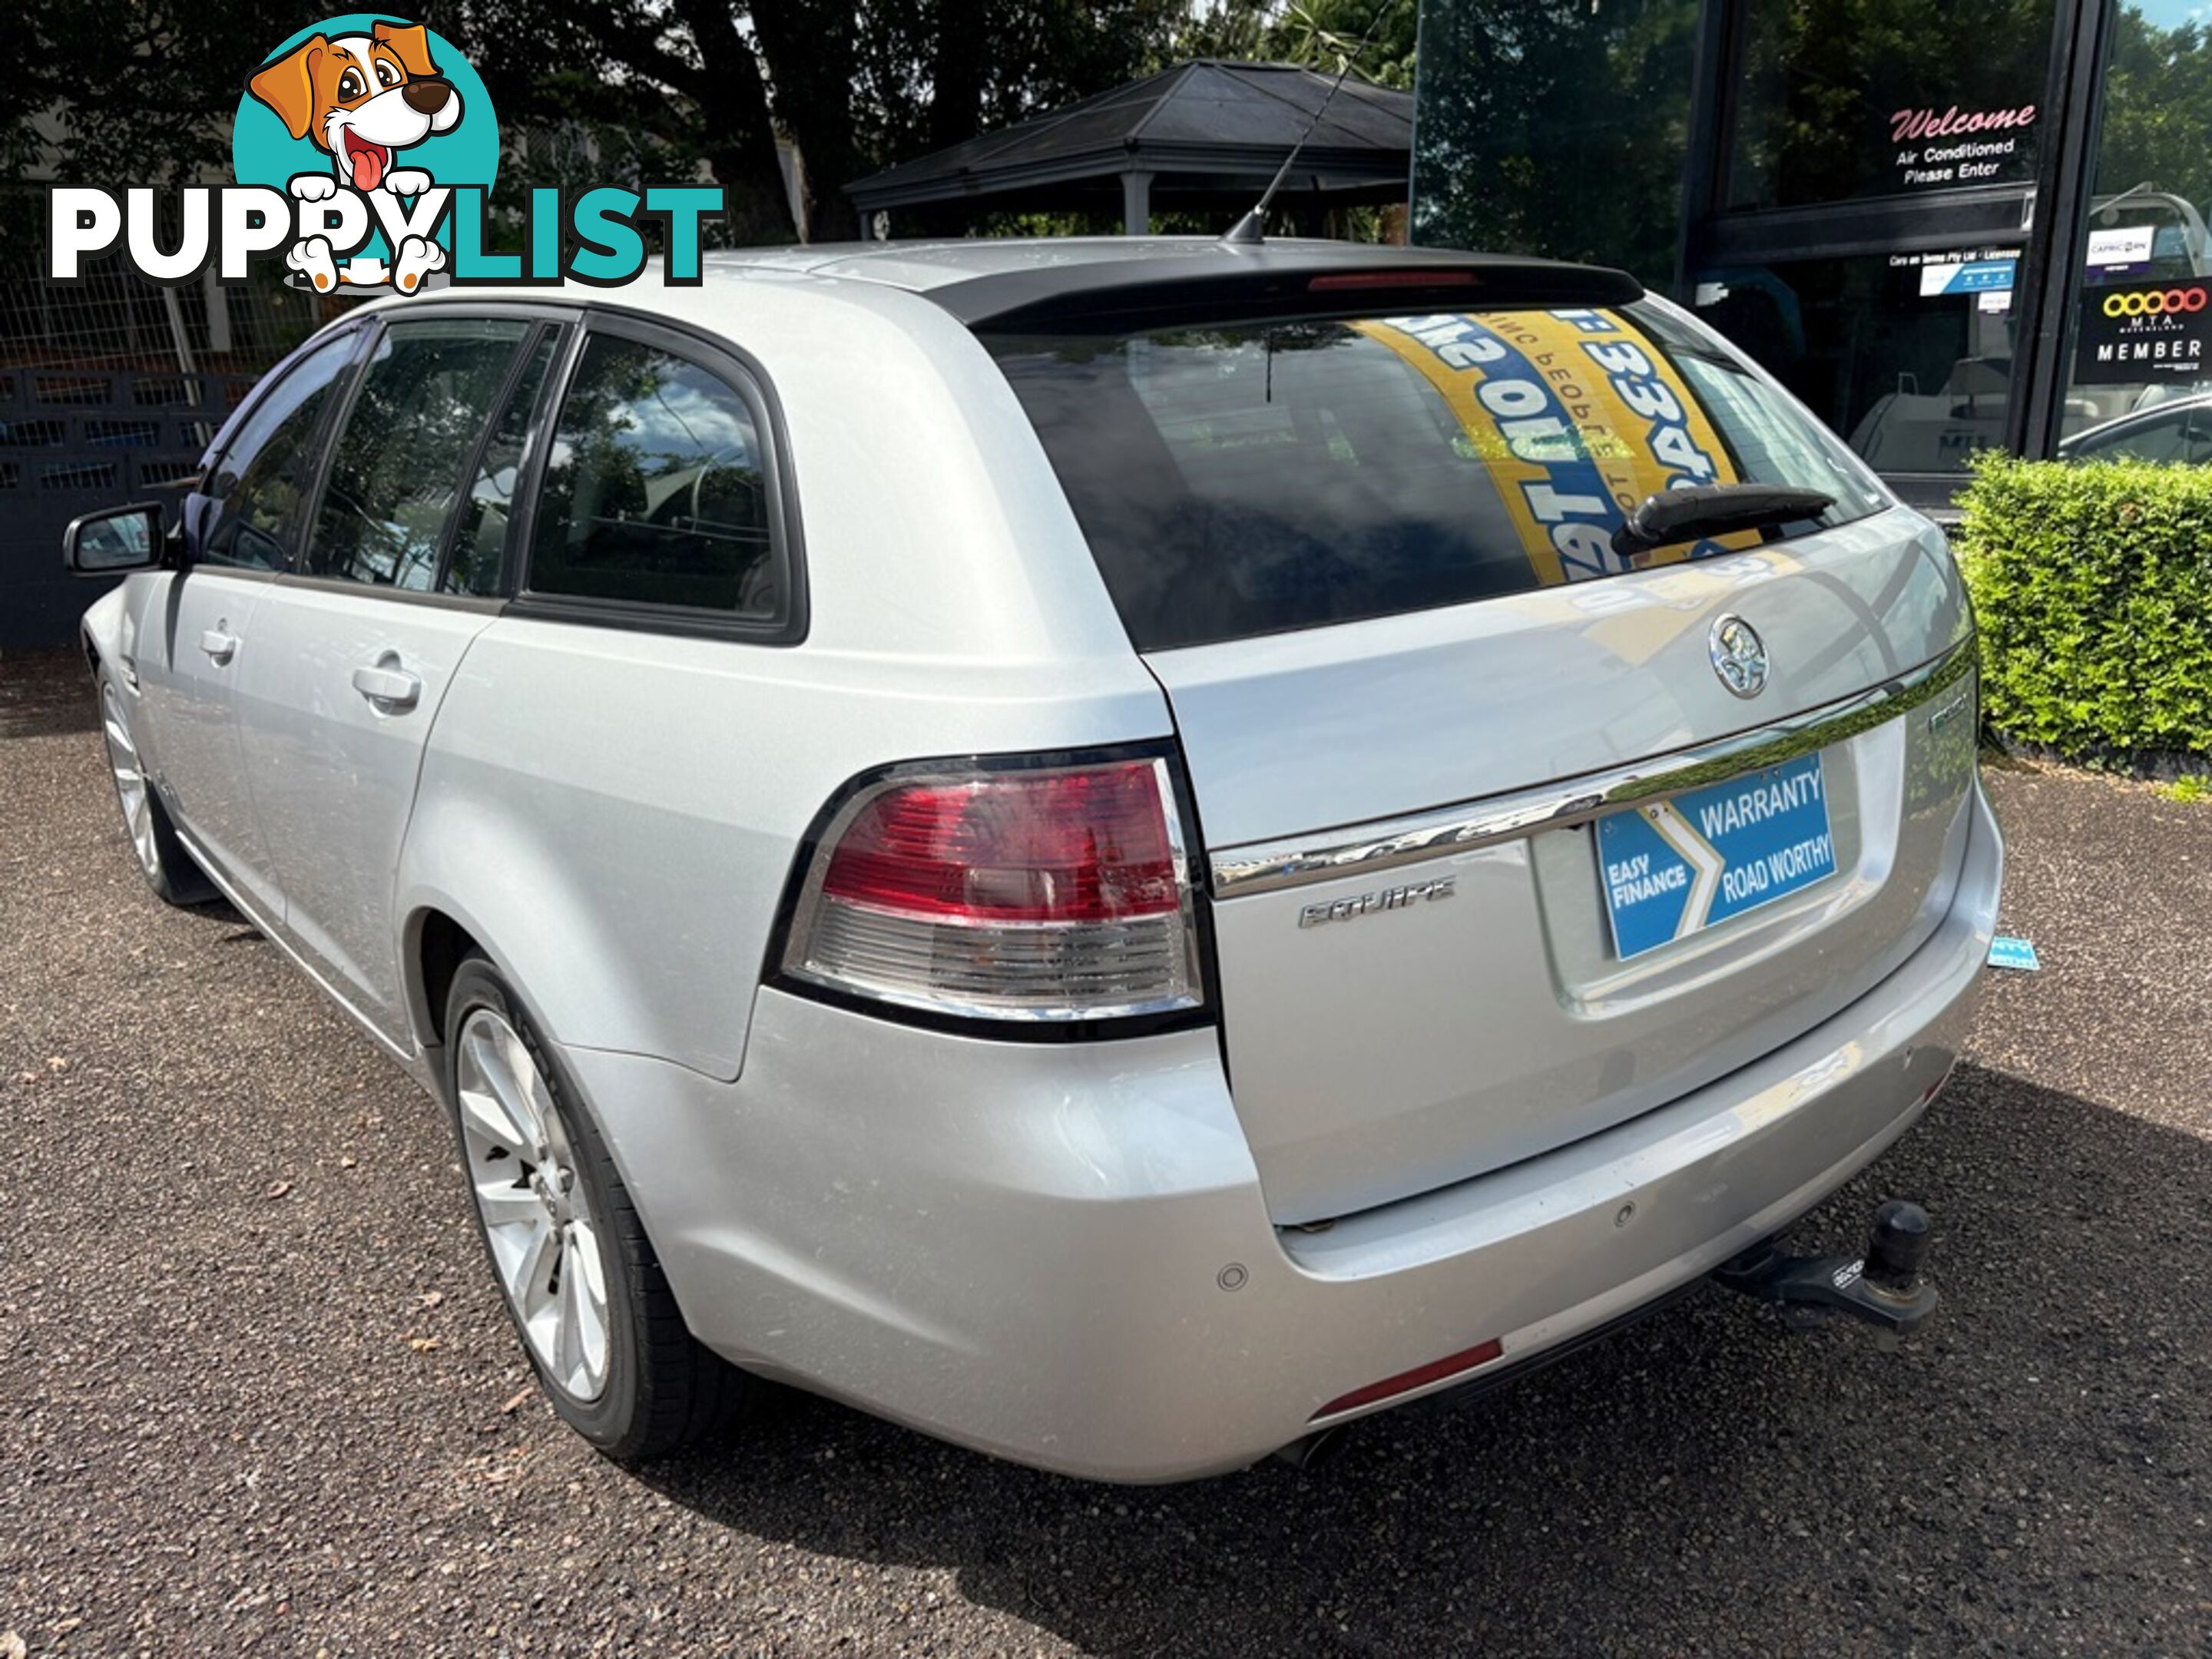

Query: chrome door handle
left=199, top=629, right=238, bottom=664
left=351, top=663, right=422, bottom=710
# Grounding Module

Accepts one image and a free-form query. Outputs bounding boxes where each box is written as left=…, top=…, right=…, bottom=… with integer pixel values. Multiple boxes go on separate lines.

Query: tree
left=1410, top=0, right=1703, bottom=282
left=9, top=0, right=1193, bottom=247
left=1153, top=0, right=1416, bottom=85
left=772, top=0, right=1187, bottom=240
left=9, top=0, right=1441, bottom=251
left=12, top=0, right=329, bottom=186
left=1727, top=0, right=2055, bottom=210
left=2097, top=10, right=2212, bottom=216
left=455, top=0, right=1187, bottom=244
left=1270, top=0, right=1418, bottom=90
left=449, top=0, right=796, bottom=243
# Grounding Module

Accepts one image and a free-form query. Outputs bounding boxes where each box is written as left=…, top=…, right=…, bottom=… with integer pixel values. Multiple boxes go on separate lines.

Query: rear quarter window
left=525, top=331, right=783, bottom=624
left=985, top=300, right=1890, bottom=651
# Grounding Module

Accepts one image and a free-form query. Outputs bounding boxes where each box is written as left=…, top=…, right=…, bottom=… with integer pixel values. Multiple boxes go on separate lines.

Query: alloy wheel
left=100, top=680, right=161, bottom=881
left=454, top=1007, right=612, bottom=1401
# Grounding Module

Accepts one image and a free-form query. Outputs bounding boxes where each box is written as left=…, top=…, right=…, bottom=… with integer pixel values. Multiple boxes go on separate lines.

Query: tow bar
left=1273, top=1200, right=1939, bottom=1473
left=1713, top=1200, right=1939, bottom=1336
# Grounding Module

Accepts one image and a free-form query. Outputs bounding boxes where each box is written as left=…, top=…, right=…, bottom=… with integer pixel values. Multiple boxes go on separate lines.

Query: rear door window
left=305, top=317, right=532, bottom=592
left=985, top=301, right=1890, bottom=651
left=445, top=329, right=561, bottom=598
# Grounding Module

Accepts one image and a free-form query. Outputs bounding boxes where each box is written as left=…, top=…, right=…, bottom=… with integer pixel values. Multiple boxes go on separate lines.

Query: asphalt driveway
left=2, top=646, right=2207, bottom=1656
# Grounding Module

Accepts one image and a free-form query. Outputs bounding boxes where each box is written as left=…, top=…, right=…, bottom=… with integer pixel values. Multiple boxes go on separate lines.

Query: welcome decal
left=1890, top=102, right=2037, bottom=189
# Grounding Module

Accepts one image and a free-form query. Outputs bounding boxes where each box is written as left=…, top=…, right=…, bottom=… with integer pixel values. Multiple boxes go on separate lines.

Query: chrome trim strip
left=1209, top=639, right=1976, bottom=899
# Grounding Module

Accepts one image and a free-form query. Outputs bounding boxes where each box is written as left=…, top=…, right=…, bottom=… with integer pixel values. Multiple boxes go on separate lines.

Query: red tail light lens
left=821, top=765, right=1181, bottom=924
left=785, top=757, right=1204, bottom=1022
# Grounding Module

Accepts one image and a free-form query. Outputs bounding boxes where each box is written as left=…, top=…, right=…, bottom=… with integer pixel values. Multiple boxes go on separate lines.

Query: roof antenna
left=1222, top=2, right=1402, bottom=247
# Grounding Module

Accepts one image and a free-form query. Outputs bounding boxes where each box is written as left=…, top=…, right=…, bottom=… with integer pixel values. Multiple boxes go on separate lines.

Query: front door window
left=200, top=330, right=360, bottom=570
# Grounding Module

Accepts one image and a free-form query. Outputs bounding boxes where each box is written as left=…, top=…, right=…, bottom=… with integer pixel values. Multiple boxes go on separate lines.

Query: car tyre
left=440, top=954, right=750, bottom=1461
left=98, top=667, right=217, bottom=906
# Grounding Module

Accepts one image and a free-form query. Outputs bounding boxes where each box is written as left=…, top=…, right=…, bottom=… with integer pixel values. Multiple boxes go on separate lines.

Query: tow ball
left=1713, top=1200, right=1938, bottom=1336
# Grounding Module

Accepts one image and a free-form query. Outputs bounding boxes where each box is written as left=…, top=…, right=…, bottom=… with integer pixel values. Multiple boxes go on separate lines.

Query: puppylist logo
left=240, top=17, right=488, bottom=293
left=49, top=15, right=724, bottom=295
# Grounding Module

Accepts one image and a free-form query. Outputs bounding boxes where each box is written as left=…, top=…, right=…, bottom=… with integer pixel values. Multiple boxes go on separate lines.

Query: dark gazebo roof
left=845, top=60, right=1413, bottom=226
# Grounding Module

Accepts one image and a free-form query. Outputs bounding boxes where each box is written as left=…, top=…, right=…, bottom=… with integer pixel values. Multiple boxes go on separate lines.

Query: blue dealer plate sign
left=1597, top=753, right=1838, bottom=960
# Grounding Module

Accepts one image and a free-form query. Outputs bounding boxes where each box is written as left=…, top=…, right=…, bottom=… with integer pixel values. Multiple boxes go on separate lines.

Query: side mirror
left=63, top=502, right=165, bottom=575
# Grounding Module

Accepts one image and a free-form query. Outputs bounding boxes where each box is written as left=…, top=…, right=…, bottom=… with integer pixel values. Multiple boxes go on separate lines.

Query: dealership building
left=1412, top=0, right=2212, bottom=511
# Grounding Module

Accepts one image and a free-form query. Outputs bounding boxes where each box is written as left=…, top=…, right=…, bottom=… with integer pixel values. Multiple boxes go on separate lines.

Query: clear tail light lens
left=782, top=756, right=1206, bottom=1022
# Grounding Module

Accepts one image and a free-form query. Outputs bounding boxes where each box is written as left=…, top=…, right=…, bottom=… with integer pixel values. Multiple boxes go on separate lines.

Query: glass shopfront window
left=1416, top=0, right=2212, bottom=489
left=1410, top=0, right=1702, bottom=288
left=1726, top=0, right=2058, bottom=210
left=2056, top=0, right=2212, bottom=455
left=1693, top=0, right=2063, bottom=481
left=1697, top=247, right=2022, bottom=472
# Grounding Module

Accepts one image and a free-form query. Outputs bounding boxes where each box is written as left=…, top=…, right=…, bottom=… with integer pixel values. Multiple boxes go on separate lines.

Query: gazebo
left=844, top=60, right=1414, bottom=236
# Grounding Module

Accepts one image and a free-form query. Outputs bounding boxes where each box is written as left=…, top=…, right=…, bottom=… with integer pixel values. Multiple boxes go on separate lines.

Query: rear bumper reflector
left=1312, top=1336, right=1505, bottom=1420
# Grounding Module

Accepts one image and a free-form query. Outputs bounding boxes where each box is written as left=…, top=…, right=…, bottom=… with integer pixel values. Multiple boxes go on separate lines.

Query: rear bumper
left=564, top=778, right=2002, bottom=1482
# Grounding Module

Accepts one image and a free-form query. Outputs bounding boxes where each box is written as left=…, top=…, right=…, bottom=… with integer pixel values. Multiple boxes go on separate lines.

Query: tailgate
left=984, top=293, right=1980, bottom=1223
left=1162, top=527, right=1976, bottom=1222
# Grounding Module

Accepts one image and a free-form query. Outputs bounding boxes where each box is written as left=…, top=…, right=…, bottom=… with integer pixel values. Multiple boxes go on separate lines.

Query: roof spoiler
left=933, top=247, right=1644, bottom=333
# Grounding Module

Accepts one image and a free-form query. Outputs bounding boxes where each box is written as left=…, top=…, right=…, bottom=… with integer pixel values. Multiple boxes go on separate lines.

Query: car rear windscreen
left=984, top=302, right=1890, bottom=652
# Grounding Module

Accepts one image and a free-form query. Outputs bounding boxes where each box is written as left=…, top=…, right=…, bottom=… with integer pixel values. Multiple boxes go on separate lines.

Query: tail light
left=781, top=755, right=1206, bottom=1023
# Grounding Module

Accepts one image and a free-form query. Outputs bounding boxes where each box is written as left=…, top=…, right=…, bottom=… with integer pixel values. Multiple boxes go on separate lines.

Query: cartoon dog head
left=247, top=21, right=462, bottom=191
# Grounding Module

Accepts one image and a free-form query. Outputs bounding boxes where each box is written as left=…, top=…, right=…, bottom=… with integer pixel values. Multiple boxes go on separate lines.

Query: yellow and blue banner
left=1354, top=308, right=1755, bottom=586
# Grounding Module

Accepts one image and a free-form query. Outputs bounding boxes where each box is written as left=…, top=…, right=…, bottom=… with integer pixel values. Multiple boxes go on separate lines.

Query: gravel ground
left=2, top=646, right=2208, bottom=1657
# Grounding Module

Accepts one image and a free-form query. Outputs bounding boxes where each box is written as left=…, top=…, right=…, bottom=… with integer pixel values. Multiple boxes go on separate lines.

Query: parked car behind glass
left=68, top=240, right=2001, bottom=1480
left=2060, top=392, right=2212, bottom=463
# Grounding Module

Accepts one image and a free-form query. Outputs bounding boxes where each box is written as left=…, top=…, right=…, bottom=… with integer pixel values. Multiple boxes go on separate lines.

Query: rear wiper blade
left=1611, top=483, right=1834, bottom=557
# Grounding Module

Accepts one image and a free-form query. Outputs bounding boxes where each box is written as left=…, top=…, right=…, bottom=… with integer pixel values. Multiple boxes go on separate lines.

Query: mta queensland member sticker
left=1598, top=753, right=1839, bottom=960
left=2075, top=279, right=2212, bottom=384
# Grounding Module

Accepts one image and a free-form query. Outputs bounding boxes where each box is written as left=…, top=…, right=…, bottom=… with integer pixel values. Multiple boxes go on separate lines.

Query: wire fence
left=0, top=258, right=329, bottom=374
left=0, top=257, right=339, bottom=647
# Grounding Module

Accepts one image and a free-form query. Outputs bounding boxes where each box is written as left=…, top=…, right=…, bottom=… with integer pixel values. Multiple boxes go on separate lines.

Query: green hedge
left=1953, top=452, right=2212, bottom=766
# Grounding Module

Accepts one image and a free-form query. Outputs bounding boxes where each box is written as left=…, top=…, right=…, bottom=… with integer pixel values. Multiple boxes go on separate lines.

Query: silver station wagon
left=69, top=240, right=2002, bottom=1481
